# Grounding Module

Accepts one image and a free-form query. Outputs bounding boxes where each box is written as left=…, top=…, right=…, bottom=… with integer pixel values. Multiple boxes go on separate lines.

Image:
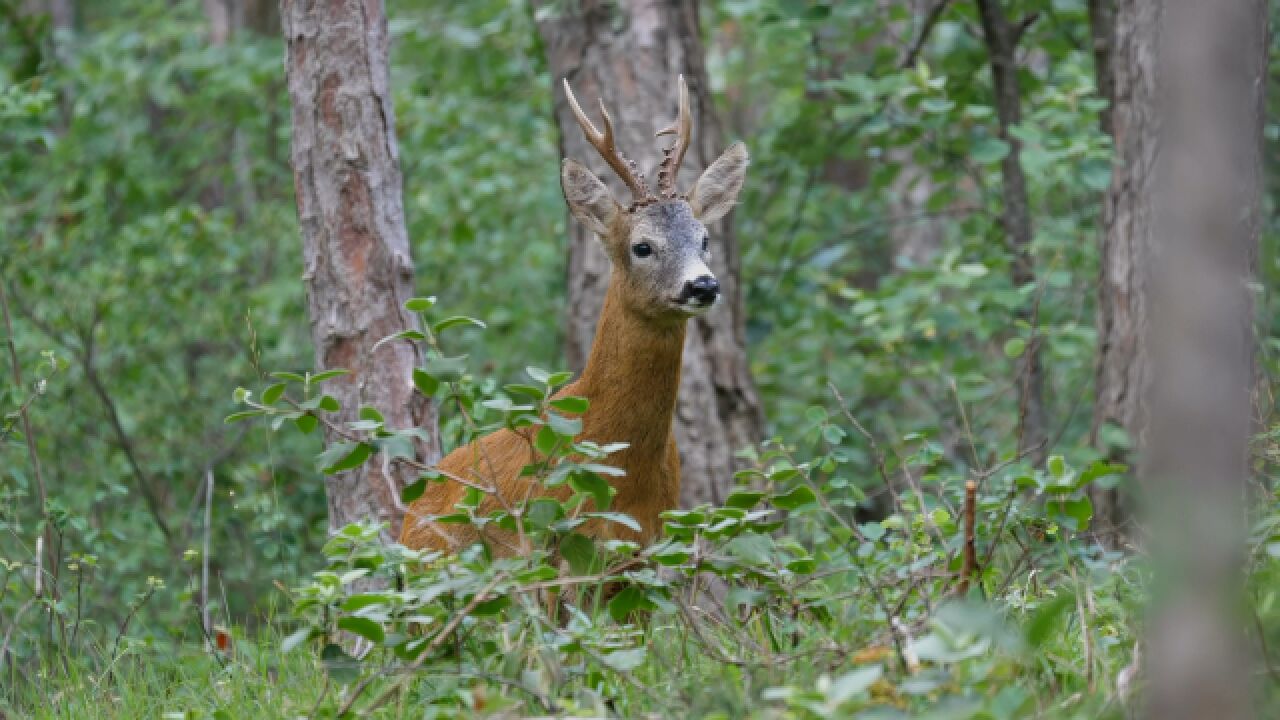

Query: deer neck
left=576, top=277, right=686, bottom=450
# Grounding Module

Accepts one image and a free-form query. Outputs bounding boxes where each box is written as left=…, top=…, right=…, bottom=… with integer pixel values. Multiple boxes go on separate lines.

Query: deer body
left=400, top=77, right=748, bottom=556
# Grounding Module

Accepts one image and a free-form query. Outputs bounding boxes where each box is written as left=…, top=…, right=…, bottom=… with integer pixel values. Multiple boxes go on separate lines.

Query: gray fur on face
left=616, top=201, right=714, bottom=319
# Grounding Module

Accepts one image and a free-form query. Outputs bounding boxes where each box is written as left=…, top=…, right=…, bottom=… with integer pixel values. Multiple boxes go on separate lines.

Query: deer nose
left=686, top=275, right=720, bottom=304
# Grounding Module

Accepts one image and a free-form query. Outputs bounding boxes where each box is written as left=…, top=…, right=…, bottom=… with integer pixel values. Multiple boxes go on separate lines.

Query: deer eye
left=632, top=242, right=653, bottom=258
left=702, top=235, right=709, bottom=253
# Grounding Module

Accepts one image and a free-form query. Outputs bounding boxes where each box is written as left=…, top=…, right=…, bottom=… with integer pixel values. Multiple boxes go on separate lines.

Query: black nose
left=685, top=275, right=720, bottom=304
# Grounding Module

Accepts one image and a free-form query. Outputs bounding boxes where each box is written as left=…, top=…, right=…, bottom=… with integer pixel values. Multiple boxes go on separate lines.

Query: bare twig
left=201, top=466, right=214, bottom=652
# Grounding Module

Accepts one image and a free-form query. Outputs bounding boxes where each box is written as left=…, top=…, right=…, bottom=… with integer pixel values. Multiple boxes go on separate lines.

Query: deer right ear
left=688, top=142, right=749, bottom=224
left=562, top=159, right=622, bottom=237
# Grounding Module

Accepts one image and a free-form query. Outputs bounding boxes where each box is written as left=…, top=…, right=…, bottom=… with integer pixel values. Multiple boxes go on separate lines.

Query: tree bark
left=1089, top=0, right=1149, bottom=546
left=534, top=0, right=765, bottom=508
left=280, top=0, right=440, bottom=541
left=1145, top=1, right=1266, bottom=717
left=975, top=0, right=1047, bottom=466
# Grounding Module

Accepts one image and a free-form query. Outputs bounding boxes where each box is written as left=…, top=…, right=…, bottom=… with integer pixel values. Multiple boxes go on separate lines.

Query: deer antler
left=655, top=74, right=693, bottom=199
left=563, top=79, right=654, bottom=206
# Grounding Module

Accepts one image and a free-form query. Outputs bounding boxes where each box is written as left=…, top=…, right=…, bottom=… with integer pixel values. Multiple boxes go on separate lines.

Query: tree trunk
left=1089, top=0, right=1149, bottom=546
left=280, top=0, right=440, bottom=541
left=535, top=0, right=765, bottom=508
left=975, top=0, right=1048, bottom=466
left=1145, top=1, right=1266, bottom=717
left=1087, top=0, right=1115, bottom=137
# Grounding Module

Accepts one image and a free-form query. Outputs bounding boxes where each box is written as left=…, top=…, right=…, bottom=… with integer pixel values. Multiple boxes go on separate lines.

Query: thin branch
left=956, top=480, right=978, bottom=595
left=899, top=0, right=954, bottom=69
left=81, top=321, right=174, bottom=542
left=0, top=280, right=55, bottom=591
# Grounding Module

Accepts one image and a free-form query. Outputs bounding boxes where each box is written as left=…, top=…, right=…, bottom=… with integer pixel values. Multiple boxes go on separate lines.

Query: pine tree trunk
left=534, top=0, right=764, bottom=508
left=280, top=0, right=440, bottom=541
left=1089, top=0, right=1153, bottom=546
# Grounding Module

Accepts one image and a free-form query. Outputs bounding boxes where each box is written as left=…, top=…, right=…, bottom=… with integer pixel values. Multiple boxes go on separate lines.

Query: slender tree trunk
left=1145, top=1, right=1266, bottom=717
left=1087, top=0, right=1115, bottom=137
left=975, top=0, right=1047, bottom=466
left=534, top=0, right=765, bottom=507
left=1089, top=0, right=1149, bottom=546
left=280, top=0, right=440, bottom=541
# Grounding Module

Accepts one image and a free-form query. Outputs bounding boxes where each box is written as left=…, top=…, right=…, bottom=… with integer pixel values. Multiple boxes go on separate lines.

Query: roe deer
left=400, top=75, right=748, bottom=555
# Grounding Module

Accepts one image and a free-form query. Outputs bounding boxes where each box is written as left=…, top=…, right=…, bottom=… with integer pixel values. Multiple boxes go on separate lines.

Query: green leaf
left=1003, top=337, right=1026, bottom=359
left=525, top=497, right=564, bottom=529
left=318, top=395, right=341, bottom=413
left=271, top=371, right=306, bottom=383
left=294, top=414, right=319, bottom=434
left=560, top=533, right=598, bottom=575
left=309, top=370, right=349, bottom=384
left=827, top=666, right=884, bottom=707
left=401, top=477, right=427, bottom=504
left=372, top=329, right=426, bottom=352
left=1063, top=496, right=1092, bottom=529
left=403, top=296, right=437, bottom=313
left=546, top=371, right=574, bottom=387
left=972, top=136, right=1010, bottom=164
left=424, top=355, right=468, bottom=383
left=773, top=485, right=818, bottom=510
left=321, top=443, right=373, bottom=474
left=359, top=405, right=385, bottom=424
left=725, top=490, right=766, bottom=509
left=546, top=412, right=582, bottom=438
left=471, top=595, right=511, bottom=615
left=224, top=410, right=264, bottom=424
left=504, top=383, right=545, bottom=400
left=525, top=366, right=551, bottom=384
left=337, top=616, right=385, bottom=644
left=601, top=646, right=647, bottom=671
left=1047, top=455, right=1067, bottom=478
left=432, top=315, right=487, bottom=333
left=261, top=383, right=286, bottom=405
left=413, top=368, right=440, bottom=396
left=607, top=587, right=654, bottom=622
left=1080, top=460, right=1126, bottom=489
left=569, top=471, right=613, bottom=510
left=534, top=425, right=560, bottom=456
left=549, top=396, right=589, bottom=414
left=584, top=511, right=641, bottom=532
left=1026, top=591, right=1075, bottom=648
left=1080, top=156, right=1112, bottom=191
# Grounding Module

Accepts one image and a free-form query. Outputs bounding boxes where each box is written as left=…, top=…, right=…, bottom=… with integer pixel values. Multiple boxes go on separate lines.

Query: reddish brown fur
left=399, top=266, right=686, bottom=555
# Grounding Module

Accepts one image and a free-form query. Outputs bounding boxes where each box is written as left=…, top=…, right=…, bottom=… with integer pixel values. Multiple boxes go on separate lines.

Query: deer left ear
left=562, top=158, right=622, bottom=237
left=688, top=142, right=748, bottom=224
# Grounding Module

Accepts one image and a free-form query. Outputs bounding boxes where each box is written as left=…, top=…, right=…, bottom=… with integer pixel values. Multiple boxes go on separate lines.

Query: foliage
left=3, top=0, right=1280, bottom=717
left=210, top=297, right=1147, bottom=717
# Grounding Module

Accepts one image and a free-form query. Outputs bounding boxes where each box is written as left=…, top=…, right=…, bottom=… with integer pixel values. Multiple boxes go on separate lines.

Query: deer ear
left=688, top=142, right=748, bottom=224
left=562, top=159, right=622, bottom=237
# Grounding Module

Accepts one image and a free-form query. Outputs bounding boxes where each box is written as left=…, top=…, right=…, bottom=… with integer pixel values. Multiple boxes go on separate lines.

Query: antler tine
left=563, top=78, right=653, bottom=204
left=655, top=74, right=693, bottom=198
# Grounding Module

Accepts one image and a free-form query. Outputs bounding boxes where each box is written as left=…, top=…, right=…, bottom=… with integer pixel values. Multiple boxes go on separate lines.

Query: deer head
left=560, top=75, right=749, bottom=323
